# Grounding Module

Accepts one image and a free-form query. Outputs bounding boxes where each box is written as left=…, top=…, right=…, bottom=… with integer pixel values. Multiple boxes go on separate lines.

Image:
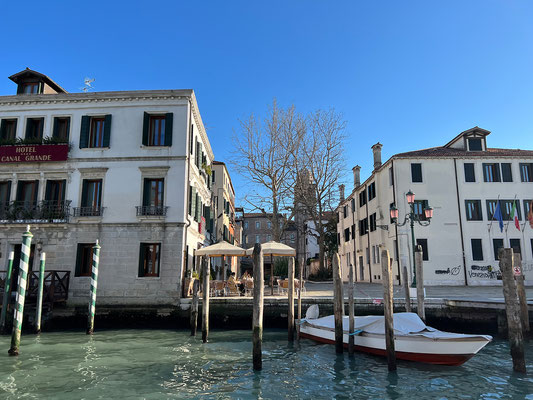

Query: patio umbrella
left=245, top=241, right=296, bottom=257
left=196, top=241, right=246, bottom=257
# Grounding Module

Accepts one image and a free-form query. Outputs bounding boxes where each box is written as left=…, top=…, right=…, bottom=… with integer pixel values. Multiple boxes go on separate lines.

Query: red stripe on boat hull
left=300, top=332, right=474, bottom=366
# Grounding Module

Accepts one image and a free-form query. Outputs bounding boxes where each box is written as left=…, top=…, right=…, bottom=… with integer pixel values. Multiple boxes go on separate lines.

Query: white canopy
left=245, top=241, right=296, bottom=257
left=196, top=241, right=246, bottom=257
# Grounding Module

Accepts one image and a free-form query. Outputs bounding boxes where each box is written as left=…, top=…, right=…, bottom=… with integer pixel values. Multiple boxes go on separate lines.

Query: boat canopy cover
left=304, top=312, right=492, bottom=341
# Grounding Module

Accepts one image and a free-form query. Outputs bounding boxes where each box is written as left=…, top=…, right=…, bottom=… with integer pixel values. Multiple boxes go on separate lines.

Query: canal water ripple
left=0, top=329, right=532, bottom=399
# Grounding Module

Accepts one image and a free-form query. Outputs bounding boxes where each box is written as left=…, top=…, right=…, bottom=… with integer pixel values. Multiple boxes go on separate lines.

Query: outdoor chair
left=214, top=280, right=226, bottom=297
left=277, top=279, right=289, bottom=295
left=244, top=279, right=254, bottom=296
left=226, top=280, right=240, bottom=296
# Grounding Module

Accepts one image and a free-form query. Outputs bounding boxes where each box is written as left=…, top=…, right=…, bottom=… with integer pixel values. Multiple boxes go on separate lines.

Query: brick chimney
left=372, top=143, right=383, bottom=171
left=339, top=184, right=345, bottom=202
left=352, top=165, right=361, bottom=188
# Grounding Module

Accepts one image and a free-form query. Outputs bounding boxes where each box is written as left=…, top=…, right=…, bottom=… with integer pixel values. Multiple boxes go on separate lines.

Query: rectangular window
left=148, top=115, right=165, bottom=146
left=483, top=163, right=501, bottom=182
left=465, top=200, right=482, bottom=221
left=138, top=243, right=161, bottom=277
left=266, top=234, right=271, bottom=242
left=359, top=218, right=368, bottom=236
left=366, top=247, right=370, bottom=265
left=0, top=119, right=17, bottom=141
left=393, top=240, right=398, bottom=260
left=44, top=180, right=66, bottom=206
left=368, top=182, right=376, bottom=201
left=80, top=115, right=111, bottom=149
left=411, top=163, right=422, bottom=183
left=351, top=224, right=355, bottom=239
left=52, top=117, right=70, bottom=141
left=255, top=235, right=260, bottom=243
left=344, top=228, right=350, bottom=242
left=89, top=117, right=105, bottom=148
left=16, top=180, right=38, bottom=207
left=244, top=221, right=248, bottom=229
left=520, top=163, right=533, bottom=182
left=255, top=221, right=260, bottom=229
left=493, top=238, right=504, bottom=260
left=509, top=239, right=521, bottom=257
left=0, top=181, right=11, bottom=204
left=525, top=200, right=533, bottom=219
left=75, top=243, right=94, bottom=277
left=350, top=198, right=355, bottom=212
left=413, top=200, right=428, bottom=221
left=501, top=163, right=512, bottom=182
left=369, top=213, right=377, bottom=231
left=486, top=200, right=521, bottom=221
left=343, top=205, right=347, bottom=218
left=22, top=83, right=40, bottom=94
left=471, top=239, right=483, bottom=261
left=468, top=138, right=482, bottom=151
left=80, top=179, right=103, bottom=216
left=416, top=238, right=429, bottom=261
left=143, top=178, right=164, bottom=207
left=359, top=190, right=366, bottom=207
left=464, top=163, right=475, bottom=182
left=267, top=221, right=272, bottom=229
left=25, top=117, right=44, bottom=140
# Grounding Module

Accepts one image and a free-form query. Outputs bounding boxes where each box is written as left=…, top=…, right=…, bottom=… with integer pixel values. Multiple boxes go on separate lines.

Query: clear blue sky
left=1, top=1, right=532, bottom=204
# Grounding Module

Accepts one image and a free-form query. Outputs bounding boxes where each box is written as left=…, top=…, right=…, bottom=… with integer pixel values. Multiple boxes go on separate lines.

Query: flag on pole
left=494, top=200, right=504, bottom=232
left=510, top=200, right=520, bottom=231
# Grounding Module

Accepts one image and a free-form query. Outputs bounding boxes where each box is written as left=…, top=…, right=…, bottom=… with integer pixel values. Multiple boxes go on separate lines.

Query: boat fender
left=305, top=304, right=319, bottom=320
left=349, top=329, right=363, bottom=336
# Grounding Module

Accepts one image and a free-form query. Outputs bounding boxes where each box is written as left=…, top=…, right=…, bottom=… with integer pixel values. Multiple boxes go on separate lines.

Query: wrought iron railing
left=136, top=205, right=169, bottom=216
left=0, top=200, right=71, bottom=223
left=72, top=206, right=106, bottom=217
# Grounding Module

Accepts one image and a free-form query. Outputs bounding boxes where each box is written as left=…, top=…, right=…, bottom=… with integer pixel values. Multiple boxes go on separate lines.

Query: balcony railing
left=72, top=206, right=106, bottom=217
left=0, top=200, right=71, bottom=223
left=136, top=205, right=169, bottom=217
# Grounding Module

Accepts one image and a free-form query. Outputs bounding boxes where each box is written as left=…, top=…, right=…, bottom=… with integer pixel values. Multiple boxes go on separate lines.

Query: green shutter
left=189, top=125, right=194, bottom=154
left=195, top=194, right=199, bottom=222
left=197, top=199, right=202, bottom=222
left=15, top=181, right=23, bottom=202
left=5, top=181, right=11, bottom=204
left=80, top=116, right=90, bottom=148
left=65, top=118, right=70, bottom=141
left=191, top=187, right=197, bottom=219
left=164, top=113, right=173, bottom=147
left=81, top=180, right=88, bottom=207
left=45, top=181, right=52, bottom=201
left=0, top=120, right=6, bottom=139
left=25, top=120, right=31, bottom=139
left=138, top=244, right=146, bottom=277
left=52, top=118, right=59, bottom=138
left=38, top=118, right=44, bottom=139
left=75, top=244, right=83, bottom=277
left=60, top=179, right=66, bottom=202
left=142, top=112, right=150, bottom=146
left=188, top=185, right=193, bottom=215
left=32, top=181, right=39, bottom=202
left=103, top=114, right=112, bottom=147
left=143, top=179, right=150, bottom=206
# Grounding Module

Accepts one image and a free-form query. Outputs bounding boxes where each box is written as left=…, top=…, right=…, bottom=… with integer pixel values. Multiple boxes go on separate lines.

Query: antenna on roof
left=80, top=77, right=95, bottom=92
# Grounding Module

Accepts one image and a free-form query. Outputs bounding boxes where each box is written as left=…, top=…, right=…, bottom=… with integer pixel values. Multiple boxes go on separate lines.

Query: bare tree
left=232, top=100, right=305, bottom=241
left=295, top=109, right=346, bottom=270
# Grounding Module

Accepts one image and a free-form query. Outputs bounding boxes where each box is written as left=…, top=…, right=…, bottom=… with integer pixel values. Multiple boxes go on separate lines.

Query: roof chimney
left=372, top=143, right=383, bottom=171
left=352, top=165, right=361, bottom=188
left=339, top=184, right=345, bottom=202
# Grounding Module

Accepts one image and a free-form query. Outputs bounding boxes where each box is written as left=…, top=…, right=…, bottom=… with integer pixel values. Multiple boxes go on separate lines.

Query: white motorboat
left=299, top=307, right=492, bottom=366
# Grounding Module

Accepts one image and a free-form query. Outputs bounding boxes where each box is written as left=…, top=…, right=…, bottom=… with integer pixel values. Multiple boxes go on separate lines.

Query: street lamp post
left=390, top=190, right=434, bottom=287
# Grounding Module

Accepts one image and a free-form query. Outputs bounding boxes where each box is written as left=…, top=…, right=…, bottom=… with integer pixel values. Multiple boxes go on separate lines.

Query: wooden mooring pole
left=202, top=257, right=210, bottom=343
left=332, top=253, right=343, bottom=354
left=415, top=246, right=425, bottom=321
left=86, top=240, right=100, bottom=335
left=288, top=257, right=295, bottom=342
left=348, top=263, right=355, bottom=355
left=9, top=225, right=33, bottom=356
left=513, top=254, right=529, bottom=335
left=252, top=243, right=264, bottom=370
left=190, top=271, right=200, bottom=336
left=297, top=257, right=303, bottom=341
left=381, top=247, right=396, bottom=371
left=402, top=265, right=411, bottom=313
left=499, top=248, right=526, bottom=373
left=35, top=252, right=46, bottom=334
left=0, top=251, right=14, bottom=334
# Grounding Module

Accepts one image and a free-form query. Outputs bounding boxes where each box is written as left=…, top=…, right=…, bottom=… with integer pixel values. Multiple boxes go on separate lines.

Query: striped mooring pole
left=8, top=225, right=33, bottom=356
left=0, top=251, right=15, bottom=334
left=86, top=240, right=100, bottom=335
left=35, top=252, right=46, bottom=334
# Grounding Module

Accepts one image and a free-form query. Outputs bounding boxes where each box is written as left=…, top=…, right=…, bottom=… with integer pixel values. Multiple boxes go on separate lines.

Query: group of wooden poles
left=0, top=225, right=101, bottom=357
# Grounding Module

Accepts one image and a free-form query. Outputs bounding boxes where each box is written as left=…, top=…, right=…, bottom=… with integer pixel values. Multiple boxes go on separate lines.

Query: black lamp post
left=390, top=190, right=434, bottom=287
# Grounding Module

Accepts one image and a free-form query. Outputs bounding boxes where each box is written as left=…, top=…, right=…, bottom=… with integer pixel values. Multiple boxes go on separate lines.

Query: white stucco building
left=0, top=68, right=215, bottom=305
left=337, top=127, right=533, bottom=286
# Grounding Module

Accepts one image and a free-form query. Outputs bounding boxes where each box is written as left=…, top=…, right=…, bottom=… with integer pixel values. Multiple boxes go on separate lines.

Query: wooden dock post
left=297, top=257, right=303, bottom=341
left=9, top=225, right=33, bottom=356
left=35, top=252, right=46, bottom=334
left=514, top=254, right=529, bottom=335
left=0, top=251, right=14, bottom=334
left=332, top=253, right=343, bottom=354
left=402, top=265, right=411, bottom=313
left=499, top=248, right=526, bottom=373
left=381, top=247, right=396, bottom=371
left=86, top=240, right=101, bottom=335
left=348, top=263, right=355, bottom=355
left=288, top=257, right=295, bottom=342
left=252, top=243, right=264, bottom=370
left=202, top=256, right=210, bottom=343
left=415, top=246, right=425, bottom=321
left=190, top=264, right=200, bottom=336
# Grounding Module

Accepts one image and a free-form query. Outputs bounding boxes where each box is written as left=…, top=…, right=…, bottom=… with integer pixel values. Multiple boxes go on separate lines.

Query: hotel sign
left=0, top=144, right=69, bottom=163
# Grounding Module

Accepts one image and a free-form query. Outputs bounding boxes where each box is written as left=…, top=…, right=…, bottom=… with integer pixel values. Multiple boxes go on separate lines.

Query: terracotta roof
left=393, top=147, right=533, bottom=159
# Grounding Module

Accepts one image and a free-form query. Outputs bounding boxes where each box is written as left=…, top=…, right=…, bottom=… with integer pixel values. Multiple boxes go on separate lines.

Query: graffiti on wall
left=434, top=266, right=461, bottom=276
left=468, top=264, right=502, bottom=280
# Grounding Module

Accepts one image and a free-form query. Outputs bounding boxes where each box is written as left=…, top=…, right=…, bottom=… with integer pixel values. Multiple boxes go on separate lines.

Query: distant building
left=336, top=127, right=533, bottom=286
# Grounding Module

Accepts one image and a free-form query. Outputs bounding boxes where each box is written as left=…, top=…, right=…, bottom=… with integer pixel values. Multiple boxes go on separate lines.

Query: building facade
left=337, top=127, right=533, bottom=286
left=0, top=69, right=215, bottom=305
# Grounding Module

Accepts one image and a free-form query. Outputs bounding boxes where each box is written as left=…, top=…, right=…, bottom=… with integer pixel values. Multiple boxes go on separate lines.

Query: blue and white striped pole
left=9, top=225, right=33, bottom=356
left=87, top=240, right=100, bottom=335
left=35, top=252, right=46, bottom=334
left=0, top=251, right=15, bottom=334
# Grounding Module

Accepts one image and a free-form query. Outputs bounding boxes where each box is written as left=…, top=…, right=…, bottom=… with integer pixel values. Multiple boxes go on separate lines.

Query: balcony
left=136, top=205, right=169, bottom=217
left=0, top=200, right=71, bottom=223
left=72, top=206, right=106, bottom=217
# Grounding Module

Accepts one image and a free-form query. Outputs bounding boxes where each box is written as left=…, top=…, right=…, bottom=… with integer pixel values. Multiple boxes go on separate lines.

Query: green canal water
left=0, top=329, right=532, bottom=399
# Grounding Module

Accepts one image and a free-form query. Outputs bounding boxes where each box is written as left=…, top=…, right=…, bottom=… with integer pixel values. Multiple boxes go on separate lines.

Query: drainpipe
left=453, top=158, right=468, bottom=285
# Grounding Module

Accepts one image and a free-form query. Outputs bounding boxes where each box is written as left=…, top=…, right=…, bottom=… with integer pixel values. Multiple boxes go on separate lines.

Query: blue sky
left=1, top=1, right=532, bottom=204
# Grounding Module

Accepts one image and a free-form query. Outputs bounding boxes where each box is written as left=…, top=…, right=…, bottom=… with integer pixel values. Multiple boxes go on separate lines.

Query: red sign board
left=0, top=144, right=69, bottom=163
